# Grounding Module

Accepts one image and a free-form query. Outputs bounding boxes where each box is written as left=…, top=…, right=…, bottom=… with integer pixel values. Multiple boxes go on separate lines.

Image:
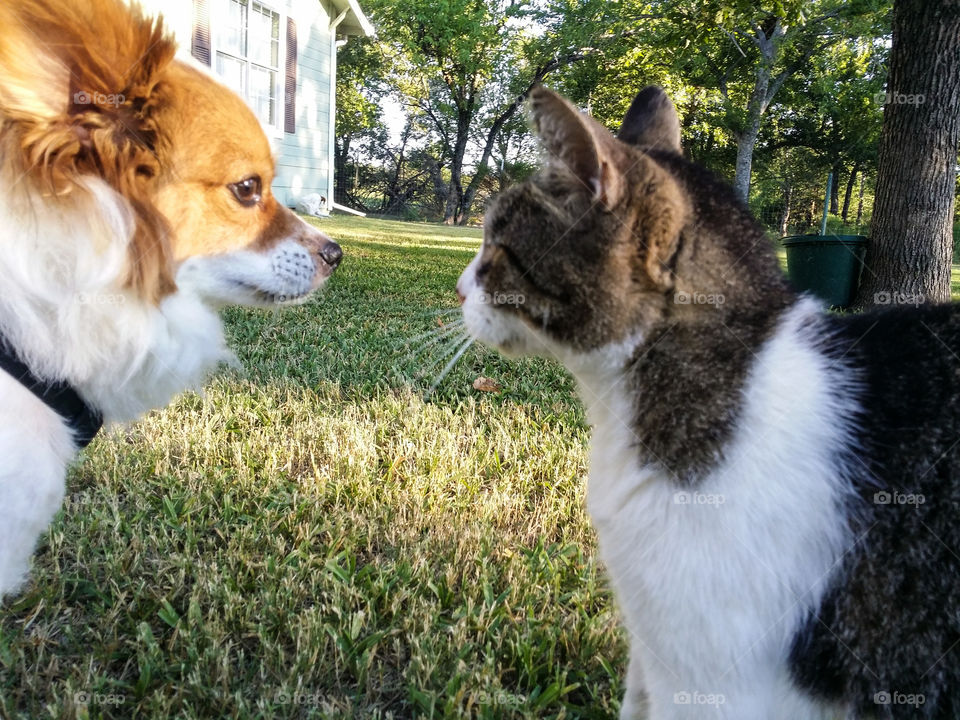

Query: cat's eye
left=228, top=176, right=262, bottom=207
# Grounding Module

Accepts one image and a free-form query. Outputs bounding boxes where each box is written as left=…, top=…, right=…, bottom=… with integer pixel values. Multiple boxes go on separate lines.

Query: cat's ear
left=641, top=184, right=688, bottom=290
left=528, top=86, right=624, bottom=207
left=618, top=86, right=682, bottom=153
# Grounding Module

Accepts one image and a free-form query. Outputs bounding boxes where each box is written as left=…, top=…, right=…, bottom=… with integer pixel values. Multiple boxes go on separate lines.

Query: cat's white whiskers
left=415, top=328, right=469, bottom=378
left=389, top=316, right=463, bottom=357
left=403, top=307, right=461, bottom=323
left=403, top=320, right=466, bottom=357
left=428, top=336, right=475, bottom=394
left=389, top=319, right=469, bottom=390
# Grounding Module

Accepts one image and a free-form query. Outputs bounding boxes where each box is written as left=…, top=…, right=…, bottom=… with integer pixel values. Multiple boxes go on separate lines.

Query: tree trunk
left=424, top=154, right=446, bottom=209
left=459, top=104, right=524, bottom=225
left=733, top=75, right=767, bottom=203
left=443, top=110, right=472, bottom=225
left=779, top=180, right=792, bottom=236
left=682, top=93, right=700, bottom=159
left=805, top=198, right=817, bottom=232
left=733, top=118, right=761, bottom=203
left=334, top=136, right=351, bottom=205
left=842, top=163, right=859, bottom=224
left=829, top=163, right=841, bottom=215
left=381, top=121, right=413, bottom=216
left=856, top=0, right=960, bottom=307
left=856, top=173, right=865, bottom=226
left=457, top=66, right=567, bottom=224
left=732, top=18, right=787, bottom=203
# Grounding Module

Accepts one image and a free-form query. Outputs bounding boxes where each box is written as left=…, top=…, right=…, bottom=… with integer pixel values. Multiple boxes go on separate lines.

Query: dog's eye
left=228, top=176, right=262, bottom=207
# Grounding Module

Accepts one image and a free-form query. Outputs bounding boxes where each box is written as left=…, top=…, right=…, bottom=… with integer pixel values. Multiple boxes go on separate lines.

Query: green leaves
left=338, top=0, right=890, bottom=224
left=366, top=0, right=512, bottom=96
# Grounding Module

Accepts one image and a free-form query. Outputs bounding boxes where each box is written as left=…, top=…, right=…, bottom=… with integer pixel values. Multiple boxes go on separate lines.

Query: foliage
left=335, top=37, right=386, bottom=145
left=335, top=0, right=896, bottom=232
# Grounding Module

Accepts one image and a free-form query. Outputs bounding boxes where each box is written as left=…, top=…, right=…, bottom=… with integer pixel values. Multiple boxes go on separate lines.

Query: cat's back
left=833, top=301, right=960, bottom=429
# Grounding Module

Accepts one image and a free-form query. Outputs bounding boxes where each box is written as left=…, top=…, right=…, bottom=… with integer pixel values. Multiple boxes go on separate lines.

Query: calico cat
left=456, top=85, right=960, bottom=719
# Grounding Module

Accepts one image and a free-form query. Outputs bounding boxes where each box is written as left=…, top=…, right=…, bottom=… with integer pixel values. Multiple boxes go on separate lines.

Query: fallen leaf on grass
left=473, top=376, right=501, bottom=393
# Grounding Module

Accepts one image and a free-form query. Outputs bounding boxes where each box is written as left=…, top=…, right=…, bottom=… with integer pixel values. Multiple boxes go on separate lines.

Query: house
left=140, top=0, right=373, bottom=211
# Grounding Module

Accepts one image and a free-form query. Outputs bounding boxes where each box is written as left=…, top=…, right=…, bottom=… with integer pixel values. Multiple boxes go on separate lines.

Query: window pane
left=215, top=0, right=247, bottom=57
left=249, top=4, right=280, bottom=68
left=215, top=52, right=245, bottom=96
left=249, top=65, right=276, bottom=125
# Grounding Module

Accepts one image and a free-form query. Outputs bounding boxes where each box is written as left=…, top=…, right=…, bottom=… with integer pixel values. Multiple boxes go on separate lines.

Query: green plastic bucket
left=781, top=235, right=868, bottom=308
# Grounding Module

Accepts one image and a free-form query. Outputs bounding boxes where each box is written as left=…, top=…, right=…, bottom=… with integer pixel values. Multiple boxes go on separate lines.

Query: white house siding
left=134, top=0, right=345, bottom=208
left=273, top=0, right=335, bottom=208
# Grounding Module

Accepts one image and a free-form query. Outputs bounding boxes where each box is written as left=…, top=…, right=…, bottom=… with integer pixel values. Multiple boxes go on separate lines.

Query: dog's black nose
left=320, top=241, right=342, bottom=268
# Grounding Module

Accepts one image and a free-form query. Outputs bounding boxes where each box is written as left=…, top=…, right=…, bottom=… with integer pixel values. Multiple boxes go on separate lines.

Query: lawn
left=3, top=216, right=955, bottom=720
left=0, top=216, right=624, bottom=719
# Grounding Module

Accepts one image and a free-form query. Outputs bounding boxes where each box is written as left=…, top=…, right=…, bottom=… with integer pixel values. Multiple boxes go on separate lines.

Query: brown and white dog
left=0, top=0, right=342, bottom=598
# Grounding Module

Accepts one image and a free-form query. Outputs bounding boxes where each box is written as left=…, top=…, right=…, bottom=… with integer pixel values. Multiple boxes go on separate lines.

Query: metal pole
left=820, top=172, right=832, bottom=236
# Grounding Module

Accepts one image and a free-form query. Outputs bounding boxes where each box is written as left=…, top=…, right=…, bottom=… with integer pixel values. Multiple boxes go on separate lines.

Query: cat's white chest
left=574, top=301, right=856, bottom=719
left=582, top=394, right=775, bottom=684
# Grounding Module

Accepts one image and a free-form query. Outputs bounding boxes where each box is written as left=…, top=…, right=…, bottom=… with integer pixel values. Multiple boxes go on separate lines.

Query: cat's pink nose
left=456, top=286, right=466, bottom=305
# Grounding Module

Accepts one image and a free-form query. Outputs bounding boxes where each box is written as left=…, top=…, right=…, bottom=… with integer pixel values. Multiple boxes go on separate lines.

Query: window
left=213, top=0, right=281, bottom=130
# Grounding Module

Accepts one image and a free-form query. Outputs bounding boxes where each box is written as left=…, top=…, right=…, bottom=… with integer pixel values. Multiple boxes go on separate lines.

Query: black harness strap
left=0, top=336, right=103, bottom=449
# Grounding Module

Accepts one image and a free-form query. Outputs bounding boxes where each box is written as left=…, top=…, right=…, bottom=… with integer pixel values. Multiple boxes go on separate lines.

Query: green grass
left=0, top=216, right=624, bottom=719
left=5, top=215, right=954, bottom=719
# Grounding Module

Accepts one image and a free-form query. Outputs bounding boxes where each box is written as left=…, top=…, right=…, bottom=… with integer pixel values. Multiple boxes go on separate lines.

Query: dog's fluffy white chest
left=0, top=372, right=76, bottom=596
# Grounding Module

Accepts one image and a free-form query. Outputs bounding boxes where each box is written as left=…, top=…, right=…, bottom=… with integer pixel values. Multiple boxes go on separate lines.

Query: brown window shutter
left=284, top=17, right=297, bottom=133
left=191, top=0, right=211, bottom=66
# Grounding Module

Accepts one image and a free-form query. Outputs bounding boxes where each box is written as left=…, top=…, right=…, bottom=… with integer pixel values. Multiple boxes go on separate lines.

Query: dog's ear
left=0, top=0, right=178, bottom=302
left=527, top=86, right=627, bottom=209
left=618, top=86, right=682, bottom=154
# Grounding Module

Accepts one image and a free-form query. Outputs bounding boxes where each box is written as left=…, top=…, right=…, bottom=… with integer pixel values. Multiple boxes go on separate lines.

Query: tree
left=334, top=38, right=388, bottom=207
left=650, top=0, right=887, bottom=201
left=362, top=0, right=522, bottom=224
left=363, top=0, right=622, bottom=224
left=758, top=37, right=885, bottom=227
left=856, top=0, right=960, bottom=306
left=345, top=0, right=897, bottom=230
